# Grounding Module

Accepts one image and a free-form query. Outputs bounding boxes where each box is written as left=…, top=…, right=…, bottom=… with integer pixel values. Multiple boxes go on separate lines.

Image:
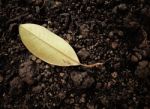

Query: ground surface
left=0, top=0, right=150, bottom=109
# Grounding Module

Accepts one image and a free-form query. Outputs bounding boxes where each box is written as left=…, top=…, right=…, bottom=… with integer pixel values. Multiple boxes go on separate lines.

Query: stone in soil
left=111, top=42, right=118, bottom=49
left=131, top=55, right=138, bottom=63
left=118, top=4, right=127, bottom=11
left=109, top=31, right=114, bottom=37
left=66, top=34, right=72, bottom=41
left=111, top=72, right=118, bottom=78
left=135, top=52, right=142, bottom=60
left=79, top=94, right=86, bottom=103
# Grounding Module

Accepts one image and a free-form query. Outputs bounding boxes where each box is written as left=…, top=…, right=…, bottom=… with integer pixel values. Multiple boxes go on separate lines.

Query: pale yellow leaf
left=19, top=23, right=80, bottom=66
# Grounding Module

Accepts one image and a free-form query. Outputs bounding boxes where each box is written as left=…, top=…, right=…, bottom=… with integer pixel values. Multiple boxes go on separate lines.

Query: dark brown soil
left=0, top=0, right=150, bottom=109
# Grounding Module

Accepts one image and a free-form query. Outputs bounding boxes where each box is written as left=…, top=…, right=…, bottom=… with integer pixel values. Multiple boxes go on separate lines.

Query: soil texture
left=0, top=0, right=150, bottom=109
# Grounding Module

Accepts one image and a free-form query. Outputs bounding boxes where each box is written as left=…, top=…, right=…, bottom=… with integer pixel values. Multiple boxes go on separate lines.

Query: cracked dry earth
left=0, top=0, right=150, bottom=109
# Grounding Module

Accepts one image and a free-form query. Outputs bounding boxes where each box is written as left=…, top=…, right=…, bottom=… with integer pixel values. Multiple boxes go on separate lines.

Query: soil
left=0, top=0, right=150, bottom=109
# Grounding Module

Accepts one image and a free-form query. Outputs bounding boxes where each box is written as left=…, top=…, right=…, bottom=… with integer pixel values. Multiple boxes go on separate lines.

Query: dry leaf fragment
left=19, top=23, right=80, bottom=66
left=19, top=23, right=103, bottom=68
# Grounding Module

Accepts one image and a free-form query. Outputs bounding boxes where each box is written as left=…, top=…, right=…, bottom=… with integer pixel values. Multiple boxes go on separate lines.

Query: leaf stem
left=81, top=63, right=103, bottom=68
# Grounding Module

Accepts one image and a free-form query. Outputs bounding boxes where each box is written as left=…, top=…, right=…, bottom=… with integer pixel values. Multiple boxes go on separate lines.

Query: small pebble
left=66, top=34, right=72, bottom=41
left=118, top=4, right=127, bottom=11
left=70, top=98, right=75, bottom=104
left=138, top=60, right=148, bottom=68
left=41, top=83, right=45, bottom=88
left=111, top=72, right=118, bottom=78
left=111, top=42, right=118, bottom=49
left=31, top=55, right=37, bottom=61
left=135, top=52, right=142, bottom=60
left=78, top=35, right=83, bottom=39
left=45, top=65, right=49, bottom=69
left=51, top=1, right=62, bottom=8
left=131, top=55, right=138, bottom=62
left=36, top=59, right=42, bottom=64
left=61, top=79, right=65, bottom=84
left=118, top=30, right=124, bottom=37
left=79, top=96, right=86, bottom=103
left=109, top=31, right=114, bottom=37
left=60, top=73, right=64, bottom=77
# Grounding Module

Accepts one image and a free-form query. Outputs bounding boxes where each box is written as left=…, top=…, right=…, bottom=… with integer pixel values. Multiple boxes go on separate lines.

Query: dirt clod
left=70, top=72, right=95, bottom=89
left=70, top=72, right=83, bottom=86
left=138, top=60, right=148, bottom=68
left=19, top=60, right=34, bottom=85
left=131, top=55, right=139, bottom=63
left=9, top=77, right=22, bottom=95
left=77, top=48, right=90, bottom=59
left=80, top=24, right=90, bottom=38
left=32, top=85, right=42, bottom=93
left=82, top=75, right=95, bottom=88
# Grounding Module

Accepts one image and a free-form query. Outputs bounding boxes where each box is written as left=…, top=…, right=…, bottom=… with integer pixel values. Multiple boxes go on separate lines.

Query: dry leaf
left=19, top=23, right=80, bottom=66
